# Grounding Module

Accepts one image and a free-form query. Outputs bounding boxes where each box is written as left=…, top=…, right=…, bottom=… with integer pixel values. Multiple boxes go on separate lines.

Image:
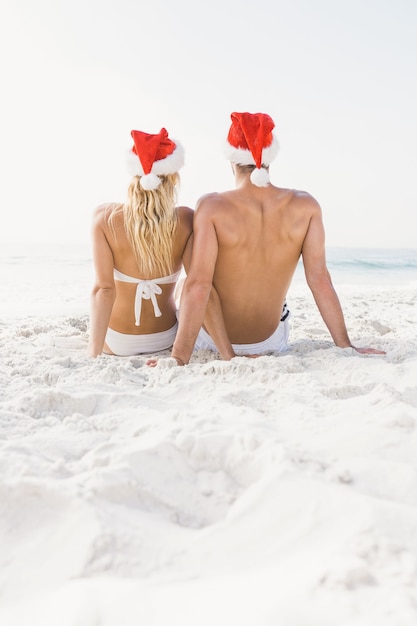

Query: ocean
left=324, top=247, right=417, bottom=286
left=1, top=243, right=416, bottom=319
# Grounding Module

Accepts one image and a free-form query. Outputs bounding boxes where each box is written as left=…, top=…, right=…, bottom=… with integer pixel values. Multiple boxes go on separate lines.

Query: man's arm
left=171, top=197, right=233, bottom=364
left=202, top=285, right=236, bottom=360
left=87, top=207, right=116, bottom=357
left=302, top=200, right=385, bottom=354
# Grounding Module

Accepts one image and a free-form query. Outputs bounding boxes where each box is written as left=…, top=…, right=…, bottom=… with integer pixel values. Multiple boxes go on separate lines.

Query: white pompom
left=250, top=167, right=270, bottom=187
left=140, top=173, right=161, bottom=190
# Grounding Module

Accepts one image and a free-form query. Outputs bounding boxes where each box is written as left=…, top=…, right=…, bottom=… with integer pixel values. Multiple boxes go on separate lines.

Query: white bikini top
left=114, top=269, right=181, bottom=326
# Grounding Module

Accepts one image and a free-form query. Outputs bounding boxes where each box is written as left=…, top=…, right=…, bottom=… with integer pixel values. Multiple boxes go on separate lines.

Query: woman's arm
left=87, top=207, right=116, bottom=357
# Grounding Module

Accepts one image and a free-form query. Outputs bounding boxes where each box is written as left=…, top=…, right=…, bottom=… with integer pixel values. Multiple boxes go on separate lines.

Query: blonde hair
left=109, top=173, right=179, bottom=276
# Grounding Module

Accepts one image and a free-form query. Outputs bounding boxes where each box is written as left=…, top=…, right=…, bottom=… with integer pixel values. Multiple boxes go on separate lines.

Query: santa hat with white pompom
left=126, top=127, right=184, bottom=191
left=224, top=112, right=279, bottom=187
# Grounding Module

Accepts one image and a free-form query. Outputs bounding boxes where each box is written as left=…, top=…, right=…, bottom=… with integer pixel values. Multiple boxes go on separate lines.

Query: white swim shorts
left=194, top=316, right=290, bottom=356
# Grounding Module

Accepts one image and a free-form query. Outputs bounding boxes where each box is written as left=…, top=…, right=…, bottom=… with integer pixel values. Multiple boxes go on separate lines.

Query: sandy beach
left=1, top=264, right=416, bottom=625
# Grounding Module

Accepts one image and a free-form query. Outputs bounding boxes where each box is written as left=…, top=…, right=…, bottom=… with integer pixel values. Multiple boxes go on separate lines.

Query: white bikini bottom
left=105, top=323, right=178, bottom=356
left=194, top=316, right=290, bottom=356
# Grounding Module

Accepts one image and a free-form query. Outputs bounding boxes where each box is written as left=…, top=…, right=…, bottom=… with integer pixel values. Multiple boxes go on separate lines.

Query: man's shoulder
left=287, top=188, right=316, bottom=201
left=195, top=191, right=232, bottom=212
left=286, top=188, right=321, bottom=211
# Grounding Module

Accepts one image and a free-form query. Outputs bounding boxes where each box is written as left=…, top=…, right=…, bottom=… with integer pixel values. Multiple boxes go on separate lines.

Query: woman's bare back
left=100, top=204, right=193, bottom=335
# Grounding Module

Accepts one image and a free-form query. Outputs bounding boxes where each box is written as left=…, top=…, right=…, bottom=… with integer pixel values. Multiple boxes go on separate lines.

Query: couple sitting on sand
left=88, top=111, right=384, bottom=362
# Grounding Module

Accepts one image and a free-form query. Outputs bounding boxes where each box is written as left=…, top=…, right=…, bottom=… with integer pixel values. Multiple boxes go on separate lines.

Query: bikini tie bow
left=134, top=280, right=163, bottom=326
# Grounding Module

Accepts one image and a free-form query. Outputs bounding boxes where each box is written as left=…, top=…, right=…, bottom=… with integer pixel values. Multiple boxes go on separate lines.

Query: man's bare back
left=198, top=184, right=317, bottom=343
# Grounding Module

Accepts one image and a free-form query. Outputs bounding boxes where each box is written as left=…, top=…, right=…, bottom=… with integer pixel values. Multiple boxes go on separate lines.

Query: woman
left=88, top=127, right=193, bottom=357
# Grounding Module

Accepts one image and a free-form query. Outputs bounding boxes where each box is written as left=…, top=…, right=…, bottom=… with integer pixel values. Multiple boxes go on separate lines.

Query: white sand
left=1, top=284, right=416, bottom=625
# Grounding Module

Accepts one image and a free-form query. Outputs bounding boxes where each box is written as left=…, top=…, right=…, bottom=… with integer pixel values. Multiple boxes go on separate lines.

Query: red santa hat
left=126, top=127, right=184, bottom=190
left=224, top=112, right=279, bottom=187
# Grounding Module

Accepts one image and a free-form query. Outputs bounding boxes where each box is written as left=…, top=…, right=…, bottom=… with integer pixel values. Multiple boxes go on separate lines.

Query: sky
left=1, top=0, right=416, bottom=249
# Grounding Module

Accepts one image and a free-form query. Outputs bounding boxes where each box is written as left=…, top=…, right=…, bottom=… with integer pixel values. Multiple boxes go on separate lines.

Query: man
left=170, top=111, right=385, bottom=365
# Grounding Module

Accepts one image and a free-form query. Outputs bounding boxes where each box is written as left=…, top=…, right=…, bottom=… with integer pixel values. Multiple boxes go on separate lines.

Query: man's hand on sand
left=353, top=346, right=386, bottom=355
left=146, top=356, right=185, bottom=367
left=146, top=354, right=263, bottom=367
